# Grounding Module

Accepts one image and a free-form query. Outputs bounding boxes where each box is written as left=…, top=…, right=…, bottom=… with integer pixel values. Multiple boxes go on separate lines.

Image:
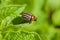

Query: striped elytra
left=22, top=12, right=37, bottom=21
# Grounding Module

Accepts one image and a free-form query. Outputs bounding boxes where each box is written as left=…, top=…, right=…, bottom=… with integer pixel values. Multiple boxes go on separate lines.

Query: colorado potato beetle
left=22, top=12, right=37, bottom=22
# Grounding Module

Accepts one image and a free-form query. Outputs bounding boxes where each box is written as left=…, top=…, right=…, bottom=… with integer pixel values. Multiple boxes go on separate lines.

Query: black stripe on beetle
left=22, top=12, right=37, bottom=21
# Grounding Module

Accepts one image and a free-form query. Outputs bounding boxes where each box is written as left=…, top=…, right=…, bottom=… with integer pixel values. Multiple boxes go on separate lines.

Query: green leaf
left=52, top=10, right=60, bottom=26
left=2, top=31, right=41, bottom=40
left=0, top=4, right=26, bottom=30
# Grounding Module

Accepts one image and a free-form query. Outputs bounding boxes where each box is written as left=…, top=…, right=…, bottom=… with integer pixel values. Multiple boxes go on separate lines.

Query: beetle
left=22, top=12, right=37, bottom=22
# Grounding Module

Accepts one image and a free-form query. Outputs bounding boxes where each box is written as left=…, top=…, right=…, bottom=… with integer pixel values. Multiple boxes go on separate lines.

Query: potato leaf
left=2, top=31, right=41, bottom=40
left=0, top=4, right=26, bottom=30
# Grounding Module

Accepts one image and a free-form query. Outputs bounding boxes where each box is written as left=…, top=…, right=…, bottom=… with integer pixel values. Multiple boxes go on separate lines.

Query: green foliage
left=52, top=10, right=60, bottom=26
left=0, top=0, right=60, bottom=40
left=2, top=31, right=41, bottom=40
left=0, top=4, right=26, bottom=30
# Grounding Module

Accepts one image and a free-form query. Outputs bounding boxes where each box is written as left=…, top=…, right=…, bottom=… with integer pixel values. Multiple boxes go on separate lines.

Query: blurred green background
left=0, top=0, right=60, bottom=40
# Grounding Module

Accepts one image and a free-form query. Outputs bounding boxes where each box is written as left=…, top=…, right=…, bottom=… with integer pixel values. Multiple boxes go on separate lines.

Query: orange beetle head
left=31, top=15, right=37, bottom=21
